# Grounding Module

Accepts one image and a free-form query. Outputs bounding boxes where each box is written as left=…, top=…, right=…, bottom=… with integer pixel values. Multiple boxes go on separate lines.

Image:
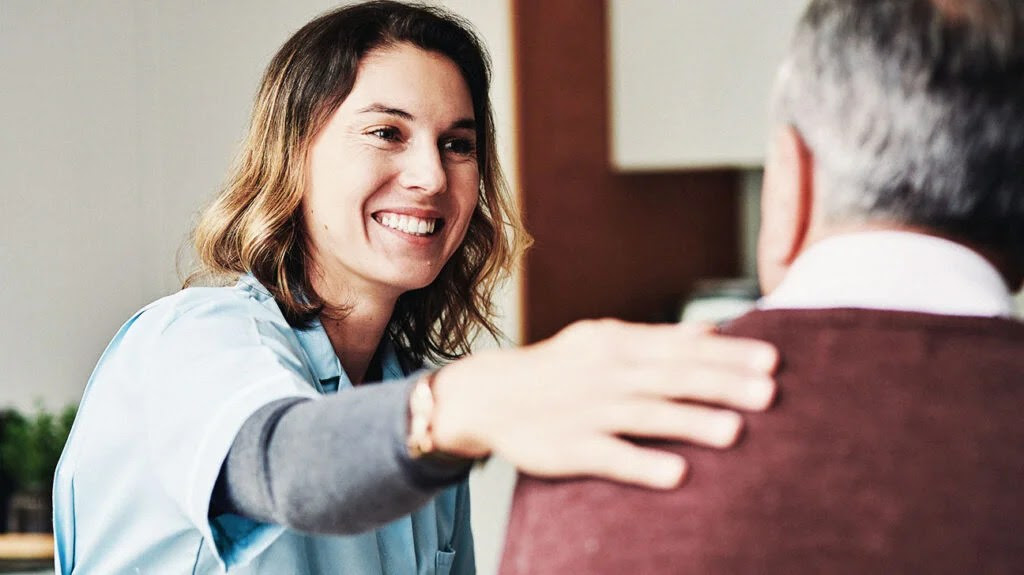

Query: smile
left=372, top=212, right=443, bottom=237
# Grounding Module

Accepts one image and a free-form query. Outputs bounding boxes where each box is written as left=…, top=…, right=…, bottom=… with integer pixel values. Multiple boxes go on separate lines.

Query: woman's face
left=304, top=43, right=480, bottom=301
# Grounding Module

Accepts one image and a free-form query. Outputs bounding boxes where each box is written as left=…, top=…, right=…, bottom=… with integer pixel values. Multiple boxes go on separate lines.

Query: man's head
left=758, top=0, right=1024, bottom=294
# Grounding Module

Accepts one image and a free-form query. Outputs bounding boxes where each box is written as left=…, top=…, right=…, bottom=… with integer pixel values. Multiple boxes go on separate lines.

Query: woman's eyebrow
left=450, top=118, right=476, bottom=131
left=357, top=103, right=414, bottom=120
left=357, top=103, right=475, bottom=131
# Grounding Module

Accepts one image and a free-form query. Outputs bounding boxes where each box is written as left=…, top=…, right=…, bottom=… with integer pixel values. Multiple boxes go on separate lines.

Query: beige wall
left=2, top=0, right=150, bottom=413
left=1, top=1, right=326, bottom=412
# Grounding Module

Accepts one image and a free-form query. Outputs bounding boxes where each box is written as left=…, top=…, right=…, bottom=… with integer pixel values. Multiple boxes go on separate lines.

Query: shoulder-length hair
left=186, top=0, right=530, bottom=364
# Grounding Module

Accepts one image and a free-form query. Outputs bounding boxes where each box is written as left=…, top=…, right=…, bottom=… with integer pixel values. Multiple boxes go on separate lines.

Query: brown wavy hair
left=186, top=1, right=530, bottom=364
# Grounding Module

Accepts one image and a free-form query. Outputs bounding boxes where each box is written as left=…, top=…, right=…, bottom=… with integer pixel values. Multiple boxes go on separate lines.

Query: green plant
left=0, top=403, right=77, bottom=493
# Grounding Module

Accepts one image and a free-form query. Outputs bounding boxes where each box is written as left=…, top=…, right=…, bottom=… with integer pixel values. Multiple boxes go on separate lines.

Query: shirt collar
left=238, top=274, right=406, bottom=390
left=759, top=231, right=1017, bottom=317
left=293, top=318, right=406, bottom=392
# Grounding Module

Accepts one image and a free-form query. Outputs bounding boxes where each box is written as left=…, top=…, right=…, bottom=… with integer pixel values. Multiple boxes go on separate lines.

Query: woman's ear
left=757, top=126, right=814, bottom=295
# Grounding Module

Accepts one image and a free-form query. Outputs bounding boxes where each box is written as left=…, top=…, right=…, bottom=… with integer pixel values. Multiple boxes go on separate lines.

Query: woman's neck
left=312, top=275, right=398, bottom=386
left=320, top=308, right=392, bottom=386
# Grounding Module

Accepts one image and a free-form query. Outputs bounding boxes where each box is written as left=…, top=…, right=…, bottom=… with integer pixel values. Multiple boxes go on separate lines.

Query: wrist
left=427, top=363, right=492, bottom=459
left=407, top=368, right=489, bottom=461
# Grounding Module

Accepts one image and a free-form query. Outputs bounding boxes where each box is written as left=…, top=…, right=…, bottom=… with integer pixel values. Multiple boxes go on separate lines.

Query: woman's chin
left=383, top=269, right=445, bottom=295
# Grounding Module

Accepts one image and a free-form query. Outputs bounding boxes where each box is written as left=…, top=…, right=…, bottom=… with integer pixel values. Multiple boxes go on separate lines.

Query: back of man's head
left=772, top=0, right=1024, bottom=274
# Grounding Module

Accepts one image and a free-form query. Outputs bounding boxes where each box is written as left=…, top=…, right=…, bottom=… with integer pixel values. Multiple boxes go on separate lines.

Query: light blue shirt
left=53, top=276, right=473, bottom=574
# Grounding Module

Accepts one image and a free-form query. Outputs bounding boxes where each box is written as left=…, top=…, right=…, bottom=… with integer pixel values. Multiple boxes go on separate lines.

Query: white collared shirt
left=759, top=231, right=1018, bottom=318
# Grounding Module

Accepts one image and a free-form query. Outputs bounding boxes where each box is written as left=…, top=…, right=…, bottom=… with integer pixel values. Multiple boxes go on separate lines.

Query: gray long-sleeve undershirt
left=209, top=378, right=472, bottom=535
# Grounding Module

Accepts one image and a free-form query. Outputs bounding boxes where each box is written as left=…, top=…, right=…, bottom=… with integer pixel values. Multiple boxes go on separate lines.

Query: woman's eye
left=442, top=138, right=477, bottom=157
left=367, top=127, right=401, bottom=142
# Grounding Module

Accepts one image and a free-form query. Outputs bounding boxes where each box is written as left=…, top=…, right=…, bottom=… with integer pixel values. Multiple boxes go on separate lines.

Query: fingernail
left=652, top=458, right=686, bottom=489
left=746, top=377, right=776, bottom=410
left=752, top=346, right=779, bottom=372
left=716, top=412, right=743, bottom=446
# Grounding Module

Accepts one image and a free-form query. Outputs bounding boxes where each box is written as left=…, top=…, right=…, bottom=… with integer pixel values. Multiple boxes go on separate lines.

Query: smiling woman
left=188, top=8, right=515, bottom=371
left=302, top=44, right=485, bottom=381
left=51, top=2, right=779, bottom=574
left=307, top=48, right=478, bottom=291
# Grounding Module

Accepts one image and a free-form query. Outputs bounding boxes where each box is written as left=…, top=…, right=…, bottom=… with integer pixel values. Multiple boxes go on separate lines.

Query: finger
left=628, top=364, right=776, bottom=411
left=565, top=437, right=688, bottom=490
left=610, top=322, right=779, bottom=374
left=676, top=321, right=714, bottom=335
left=668, top=331, right=779, bottom=374
left=675, top=319, right=716, bottom=333
left=599, top=400, right=743, bottom=448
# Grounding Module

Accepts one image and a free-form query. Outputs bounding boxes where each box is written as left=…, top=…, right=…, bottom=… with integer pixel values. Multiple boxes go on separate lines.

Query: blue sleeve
left=135, top=291, right=321, bottom=570
left=211, top=383, right=470, bottom=535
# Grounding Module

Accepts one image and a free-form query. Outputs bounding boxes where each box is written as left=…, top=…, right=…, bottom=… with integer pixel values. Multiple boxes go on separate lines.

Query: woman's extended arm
left=211, top=320, right=777, bottom=534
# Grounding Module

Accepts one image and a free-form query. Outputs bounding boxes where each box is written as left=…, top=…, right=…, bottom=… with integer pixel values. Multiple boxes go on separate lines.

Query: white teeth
left=376, top=213, right=438, bottom=236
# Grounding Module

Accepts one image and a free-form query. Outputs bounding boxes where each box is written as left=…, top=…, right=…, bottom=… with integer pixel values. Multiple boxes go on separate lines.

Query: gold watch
left=406, top=370, right=479, bottom=466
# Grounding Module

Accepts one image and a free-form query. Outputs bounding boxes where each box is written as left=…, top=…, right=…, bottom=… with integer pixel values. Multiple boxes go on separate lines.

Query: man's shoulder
left=719, top=307, right=1024, bottom=342
left=719, top=307, right=1024, bottom=381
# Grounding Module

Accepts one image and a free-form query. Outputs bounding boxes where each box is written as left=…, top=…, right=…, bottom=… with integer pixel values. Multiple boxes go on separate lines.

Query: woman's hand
left=429, top=319, right=778, bottom=489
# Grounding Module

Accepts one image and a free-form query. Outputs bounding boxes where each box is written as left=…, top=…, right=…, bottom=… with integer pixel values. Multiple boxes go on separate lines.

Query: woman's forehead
left=341, top=44, right=475, bottom=122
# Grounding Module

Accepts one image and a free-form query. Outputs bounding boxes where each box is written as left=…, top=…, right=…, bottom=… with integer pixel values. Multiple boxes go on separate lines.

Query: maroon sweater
left=500, top=309, right=1024, bottom=574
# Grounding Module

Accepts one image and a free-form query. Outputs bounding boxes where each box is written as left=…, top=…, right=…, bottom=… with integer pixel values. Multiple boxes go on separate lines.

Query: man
left=500, top=0, right=1024, bottom=572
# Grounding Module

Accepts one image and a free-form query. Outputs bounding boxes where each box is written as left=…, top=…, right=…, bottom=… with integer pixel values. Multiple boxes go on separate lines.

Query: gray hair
left=774, top=0, right=1024, bottom=263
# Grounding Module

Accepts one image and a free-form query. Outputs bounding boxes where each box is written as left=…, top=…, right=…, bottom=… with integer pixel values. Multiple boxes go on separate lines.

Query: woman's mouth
left=372, top=211, right=444, bottom=237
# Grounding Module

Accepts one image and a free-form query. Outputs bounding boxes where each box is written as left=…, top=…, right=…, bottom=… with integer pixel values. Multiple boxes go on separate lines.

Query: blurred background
left=1, top=1, right=1021, bottom=573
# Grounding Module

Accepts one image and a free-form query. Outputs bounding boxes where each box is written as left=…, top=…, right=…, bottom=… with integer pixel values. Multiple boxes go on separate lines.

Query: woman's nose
left=398, top=142, right=447, bottom=195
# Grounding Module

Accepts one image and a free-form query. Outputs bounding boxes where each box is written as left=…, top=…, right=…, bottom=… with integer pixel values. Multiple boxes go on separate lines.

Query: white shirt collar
left=759, top=231, right=1017, bottom=317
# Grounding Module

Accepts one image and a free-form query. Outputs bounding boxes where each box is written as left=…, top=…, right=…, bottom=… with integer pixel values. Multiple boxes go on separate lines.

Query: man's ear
left=757, top=126, right=814, bottom=294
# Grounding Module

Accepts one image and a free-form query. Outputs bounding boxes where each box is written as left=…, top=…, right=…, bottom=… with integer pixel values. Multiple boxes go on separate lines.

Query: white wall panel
left=610, top=0, right=809, bottom=170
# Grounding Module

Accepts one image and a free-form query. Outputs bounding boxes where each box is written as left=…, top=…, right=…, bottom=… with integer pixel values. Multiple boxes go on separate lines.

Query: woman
left=53, top=2, right=777, bottom=573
